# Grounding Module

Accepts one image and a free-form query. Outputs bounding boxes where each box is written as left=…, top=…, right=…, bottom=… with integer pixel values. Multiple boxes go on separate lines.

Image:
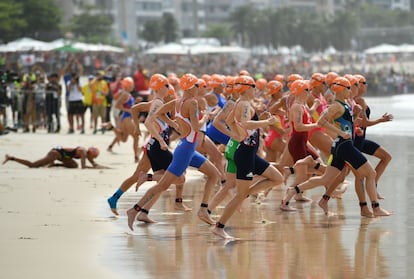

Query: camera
left=0, top=70, right=20, bottom=84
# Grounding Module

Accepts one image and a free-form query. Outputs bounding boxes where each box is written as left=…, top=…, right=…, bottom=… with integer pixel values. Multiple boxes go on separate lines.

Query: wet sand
left=106, top=134, right=414, bottom=279
left=1, top=95, right=414, bottom=279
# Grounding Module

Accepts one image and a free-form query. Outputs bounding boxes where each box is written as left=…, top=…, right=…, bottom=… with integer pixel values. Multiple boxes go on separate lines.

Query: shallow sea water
left=103, top=94, right=414, bottom=279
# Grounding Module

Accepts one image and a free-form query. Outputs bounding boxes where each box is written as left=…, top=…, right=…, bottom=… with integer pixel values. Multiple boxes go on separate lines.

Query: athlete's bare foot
left=127, top=208, right=139, bottom=230
left=137, top=212, right=158, bottom=223
left=360, top=207, right=375, bottom=218
left=282, top=187, right=297, bottom=204
left=2, top=154, right=12, bottom=164
left=264, top=186, right=273, bottom=197
left=135, top=171, right=148, bottom=191
left=101, top=122, right=113, bottom=129
left=373, top=206, right=392, bottom=217
left=331, top=184, right=347, bottom=199
left=295, top=192, right=312, bottom=202
left=197, top=208, right=215, bottom=225
left=377, top=192, right=385, bottom=200
left=212, top=226, right=234, bottom=239
left=280, top=201, right=297, bottom=211
left=282, top=167, right=291, bottom=185
left=107, top=145, right=113, bottom=152
left=318, top=198, right=329, bottom=215
left=175, top=202, right=192, bottom=211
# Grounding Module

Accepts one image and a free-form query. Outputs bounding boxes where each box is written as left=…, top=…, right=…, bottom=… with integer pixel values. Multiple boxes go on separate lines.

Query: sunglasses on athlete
left=236, top=83, right=256, bottom=88
left=194, top=83, right=207, bottom=88
left=334, top=83, right=351, bottom=90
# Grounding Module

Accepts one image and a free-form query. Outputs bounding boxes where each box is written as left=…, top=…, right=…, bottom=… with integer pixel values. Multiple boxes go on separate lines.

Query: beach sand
left=0, top=130, right=133, bottom=279
left=1, top=94, right=414, bottom=278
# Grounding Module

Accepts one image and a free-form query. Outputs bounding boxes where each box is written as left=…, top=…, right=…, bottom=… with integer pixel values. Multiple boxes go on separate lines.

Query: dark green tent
left=53, top=44, right=82, bottom=53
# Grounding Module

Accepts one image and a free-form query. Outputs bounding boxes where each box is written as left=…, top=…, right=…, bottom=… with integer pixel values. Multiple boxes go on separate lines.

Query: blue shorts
left=167, top=138, right=206, bottom=177
left=206, top=123, right=230, bottom=145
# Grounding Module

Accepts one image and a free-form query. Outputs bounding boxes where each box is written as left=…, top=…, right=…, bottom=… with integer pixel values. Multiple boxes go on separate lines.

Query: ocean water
left=366, top=94, right=414, bottom=137
left=103, top=94, right=414, bottom=279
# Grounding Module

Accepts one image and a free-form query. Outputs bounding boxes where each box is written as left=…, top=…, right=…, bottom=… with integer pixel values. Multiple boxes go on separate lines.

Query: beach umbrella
left=53, top=44, right=82, bottom=53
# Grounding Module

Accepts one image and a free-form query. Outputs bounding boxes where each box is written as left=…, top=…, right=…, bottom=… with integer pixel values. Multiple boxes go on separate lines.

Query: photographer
left=0, top=70, right=22, bottom=134
left=66, top=74, right=84, bottom=134
left=21, top=77, right=37, bottom=133
left=45, top=73, right=62, bottom=133
left=0, top=74, right=9, bottom=134
left=103, top=64, right=119, bottom=123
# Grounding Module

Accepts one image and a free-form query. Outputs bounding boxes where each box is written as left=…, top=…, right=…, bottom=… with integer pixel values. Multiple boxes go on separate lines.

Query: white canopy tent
left=398, top=44, right=414, bottom=53
left=144, top=43, right=250, bottom=56
left=363, top=43, right=414, bottom=54
left=144, top=43, right=191, bottom=55
left=0, top=37, right=125, bottom=53
left=0, top=37, right=53, bottom=52
left=364, top=44, right=400, bottom=54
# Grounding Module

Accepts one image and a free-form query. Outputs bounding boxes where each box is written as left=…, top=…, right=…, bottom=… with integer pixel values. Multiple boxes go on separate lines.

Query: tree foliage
left=202, top=23, right=232, bottom=45
left=0, top=0, right=61, bottom=42
left=141, top=12, right=179, bottom=43
left=162, top=12, right=178, bottom=43
left=226, top=3, right=414, bottom=51
left=68, top=6, right=113, bottom=43
left=140, top=20, right=163, bottom=43
left=17, top=0, right=62, bottom=40
left=1, top=1, right=414, bottom=50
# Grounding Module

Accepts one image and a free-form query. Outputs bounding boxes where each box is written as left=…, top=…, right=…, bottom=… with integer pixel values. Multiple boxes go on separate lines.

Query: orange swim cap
left=344, top=74, right=358, bottom=87
left=121, top=77, right=134, bottom=91
left=201, top=74, right=211, bottom=83
left=354, top=74, right=367, bottom=89
left=234, top=75, right=255, bottom=94
left=255, top=78, right=267, bottom=90
left=310, top=73, right=325, bottom=89
left=330, top=77, right=351, bottom=94
left=266, top=80, right=283, bottom=95
left=179, top=73, right=198, bottom=91
left=223, top=76, right=236, bottom=95
left=208, top=74, right=225, bottom=89
left=197, top=78, right=207, bottom=89
left=290, top=79, right=309, bottom=96
left=274, top=74, right=285, bottom=84
left=287, top=74, right=304, bottom=89
left=325, top=72, right=339, bottom=86
left=239, top=70, right=250, bottom=76
left=149, top=73, right=168, bottom=91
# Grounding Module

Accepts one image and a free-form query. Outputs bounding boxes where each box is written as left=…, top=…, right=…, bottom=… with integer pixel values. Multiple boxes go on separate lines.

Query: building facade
left=56, top=0, right=410, bottom=47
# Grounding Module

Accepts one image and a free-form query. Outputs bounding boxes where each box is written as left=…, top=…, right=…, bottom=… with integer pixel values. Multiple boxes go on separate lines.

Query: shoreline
left=1, top=93, right=413, bottom=278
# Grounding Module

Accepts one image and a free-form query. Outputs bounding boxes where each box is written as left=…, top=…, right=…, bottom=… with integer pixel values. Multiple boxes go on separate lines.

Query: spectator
left=90, top=71, right=109, bottom=134
left=21, top=78, right=37, bottom=133
left=45, top=73, right=62, bottom=133
left=81, top=75, right=95, bottom=130
left=66, top=74, right=84, bottom=134
left=133, top=64, right=150, bottom=122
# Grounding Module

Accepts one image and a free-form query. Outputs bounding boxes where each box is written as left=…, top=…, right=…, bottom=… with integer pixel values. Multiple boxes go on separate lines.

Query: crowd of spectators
left=1, top=49, right=414, bottom=134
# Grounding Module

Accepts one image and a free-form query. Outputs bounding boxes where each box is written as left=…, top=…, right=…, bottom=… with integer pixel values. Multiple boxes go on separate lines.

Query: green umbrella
left=53, top=44, right=82, bottom=53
